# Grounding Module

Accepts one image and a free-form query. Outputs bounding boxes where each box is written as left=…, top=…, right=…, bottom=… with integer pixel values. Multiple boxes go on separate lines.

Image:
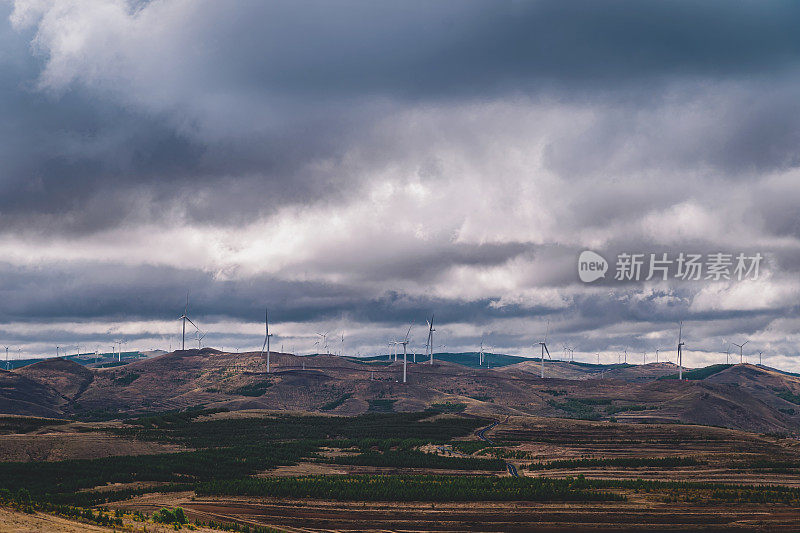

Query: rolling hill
left=0, top=350, right=797, bottom=435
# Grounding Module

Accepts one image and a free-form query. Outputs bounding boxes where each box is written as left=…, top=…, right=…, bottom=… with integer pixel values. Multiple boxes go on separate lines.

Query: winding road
left=475, top=417, right=519, bottom=477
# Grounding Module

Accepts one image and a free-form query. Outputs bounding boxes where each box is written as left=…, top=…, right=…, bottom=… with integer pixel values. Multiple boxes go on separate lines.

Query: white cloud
left=689, top=276, right=800, bottom=312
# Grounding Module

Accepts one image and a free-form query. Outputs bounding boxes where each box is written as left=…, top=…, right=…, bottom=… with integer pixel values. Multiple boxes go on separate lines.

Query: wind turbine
left=316, top=332, right=330, bottom=355
left=178, top=293, right=200, bottom=351
left=3, top=346, right=8, bottom=371
left=758, top=351, right=763, bottom=366
left=732, top=340, right=748, bottom=364
left=538, top=321, right=551, bottom=379
left=479, top=337, right=485, bottom=367
left=260, top=308, right=272, bottom=373
left=340, top=333, right=344, bottom=357
left=562, top=344, right=574, bottom=363
left=426, top=315, right=435, bottom=365
left=196, top=331, right=206, bottom=349
left=677, top=322, right=685, bottom=380
left=398, top=324, right=412, bottom=383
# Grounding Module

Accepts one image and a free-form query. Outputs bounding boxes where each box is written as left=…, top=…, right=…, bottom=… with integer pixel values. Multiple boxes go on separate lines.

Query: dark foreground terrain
left=2, top=350, right=800, bottom=531
left=1, top=408, right=800, bottom=531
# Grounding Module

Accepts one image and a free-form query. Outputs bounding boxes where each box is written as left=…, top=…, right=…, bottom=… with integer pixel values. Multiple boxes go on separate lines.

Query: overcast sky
left=1, top=0, right=799, bottom=369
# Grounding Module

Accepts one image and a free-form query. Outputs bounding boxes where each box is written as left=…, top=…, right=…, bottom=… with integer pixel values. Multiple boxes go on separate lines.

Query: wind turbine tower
left=260, top=308, right=273, bottom=373
left=399, top=324, right=412, bottom=383
left=426, top=315, right=435, bottom=365
left=196, top=330, right=206, bottom=349
left=677, top=322, right=685, bottom=380
left=538, top=321, right=551, bottom=379
left=732, top=340, right=748, bottom=364
left=178, top=293, right=199, bottom=351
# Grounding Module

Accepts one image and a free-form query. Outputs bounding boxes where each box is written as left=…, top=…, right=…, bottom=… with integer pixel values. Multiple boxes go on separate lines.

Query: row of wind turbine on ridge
left=172, top=296, right=769, bottom=380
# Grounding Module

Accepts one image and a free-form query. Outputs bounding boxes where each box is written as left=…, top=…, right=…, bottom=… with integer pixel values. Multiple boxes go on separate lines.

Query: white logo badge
left=578, top=250, right=608, bottom=283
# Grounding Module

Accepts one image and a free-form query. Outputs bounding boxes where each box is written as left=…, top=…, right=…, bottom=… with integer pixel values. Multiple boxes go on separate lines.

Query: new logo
left=578, top=250, right=608, bottom=283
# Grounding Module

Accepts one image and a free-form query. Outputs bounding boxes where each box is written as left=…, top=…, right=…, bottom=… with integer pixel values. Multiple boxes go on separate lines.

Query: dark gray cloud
left=1, top=1, right=799, bottom=367
left=181, top=0, right=800, bottom=97
left=3, top=0, right=800, bottom=233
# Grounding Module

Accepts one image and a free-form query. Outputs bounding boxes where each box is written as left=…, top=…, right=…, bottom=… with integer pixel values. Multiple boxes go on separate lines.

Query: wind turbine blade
left=186, top=317, right=199, bottom=331
left=543, top=344, right=550, bottom=358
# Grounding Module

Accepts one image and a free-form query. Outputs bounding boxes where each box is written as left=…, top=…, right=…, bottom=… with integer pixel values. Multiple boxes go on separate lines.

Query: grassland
left=1, top=409, right=800, bottom=531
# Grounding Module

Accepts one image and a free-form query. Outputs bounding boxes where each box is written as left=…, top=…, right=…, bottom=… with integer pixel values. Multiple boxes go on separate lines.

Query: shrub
left=427, top=402, right=466, bottom=413
left=328, top=450, right=505, bottom=471
left=320, top=394, right=352, bottom=411
left=153, top=507, right=188, bottom=524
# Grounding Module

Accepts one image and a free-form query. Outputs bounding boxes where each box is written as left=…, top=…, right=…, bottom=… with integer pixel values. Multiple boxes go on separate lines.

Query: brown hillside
left=17, top=358, right=94, bottom=402
left=0, top=370, right=64, bottom=417
left=1, top=350, right=798, bottom=435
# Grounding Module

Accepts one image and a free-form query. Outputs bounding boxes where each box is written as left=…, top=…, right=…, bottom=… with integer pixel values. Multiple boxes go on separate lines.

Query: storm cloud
left=1, top=0, right=800, bottom=369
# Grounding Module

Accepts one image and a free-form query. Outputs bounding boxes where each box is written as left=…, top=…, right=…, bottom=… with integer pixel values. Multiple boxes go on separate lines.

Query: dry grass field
left=2, top=351, right=800, bottom=531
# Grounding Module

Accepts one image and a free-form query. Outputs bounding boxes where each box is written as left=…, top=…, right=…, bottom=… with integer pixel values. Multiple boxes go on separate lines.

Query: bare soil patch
left=114, top=493, right=800, bottom=532
left=0, top=432, right=186, bottom=462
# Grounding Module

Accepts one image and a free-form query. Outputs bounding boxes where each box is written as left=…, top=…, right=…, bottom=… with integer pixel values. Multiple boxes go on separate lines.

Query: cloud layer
left=1, top=0, right=799, bottom=369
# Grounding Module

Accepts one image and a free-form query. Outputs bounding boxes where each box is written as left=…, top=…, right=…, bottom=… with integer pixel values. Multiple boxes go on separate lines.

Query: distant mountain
left=3, top=351, right=154, bottom=371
